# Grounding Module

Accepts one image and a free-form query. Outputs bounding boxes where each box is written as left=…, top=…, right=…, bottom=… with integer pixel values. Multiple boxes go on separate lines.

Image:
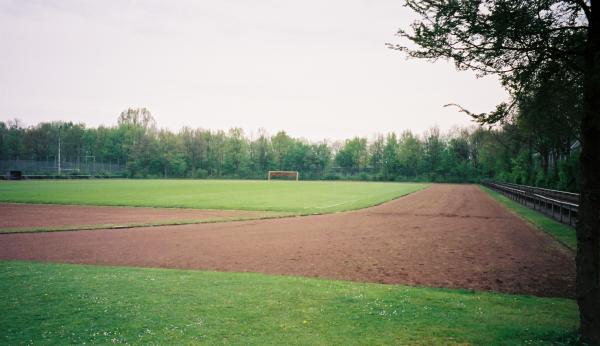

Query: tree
left=369, top=134, right=385, bottom=174
left=271, top=131, right=294, bottom=170
left=1, top=114, right=580, bottom=184
left=310, top=141, right=332, bottom=177
left=206, top=130, right=226, bottom=176
left=156, top=129, right=186, bottom=178
left=382, top=133, right=400, bottom=179
left=118, top=107, right=156, bottom=130
left=180, top=127, right=201, bottom=177
left=25, top=122, right=59, bottom=162
left=398, top=130, right=423, bottom=177
left=391, top=0, right=598, bottom=342
left=335, top=137, right=368, bottom=174
left=0, top=119, right=25, bottom=160
left=253, top=128, right=274, bottom=176
left=60, top=122, right=86, bottom=163
left=223, top=128, right=248, bottom=176
left=0, top=122, right=6, bottom=160
left=117, top=108, right=158, bottom=177
left=285, top=141, right=311, bottom=174
left=423, top=127, right=444, bottom=180
left=446, top=128, right=473, bottom=181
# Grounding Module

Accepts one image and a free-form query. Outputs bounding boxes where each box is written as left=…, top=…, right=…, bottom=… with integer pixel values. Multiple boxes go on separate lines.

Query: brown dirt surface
left=0, top=185, right=575, bottom=298
left=0, top=203, right=271, bottom=230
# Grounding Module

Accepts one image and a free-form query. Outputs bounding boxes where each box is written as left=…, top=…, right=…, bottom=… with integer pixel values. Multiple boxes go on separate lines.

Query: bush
left=358, top=172, right=370, bottom=181
left=323, top=173, right=341, bottom=180
left=534, top=170, right=547, bottom=188
left=393, top=175, right=406, bottom=182
left=193, top=169, right=208, bottom=179
left=372, top=173, right=386, bottom=181
left=558, top=153, right=580, bottom=192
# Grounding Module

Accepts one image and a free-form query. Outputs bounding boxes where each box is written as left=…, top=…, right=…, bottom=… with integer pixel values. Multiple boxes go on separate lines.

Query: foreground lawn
left=0, top=180, right=427, bottom=213
left=0, top=261, right=578, bottom=345
left=480, top=186, right=576, bottom=251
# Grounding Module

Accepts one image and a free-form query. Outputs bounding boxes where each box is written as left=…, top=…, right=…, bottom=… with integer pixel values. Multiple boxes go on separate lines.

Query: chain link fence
left=0, top=159, right=126, bottom=178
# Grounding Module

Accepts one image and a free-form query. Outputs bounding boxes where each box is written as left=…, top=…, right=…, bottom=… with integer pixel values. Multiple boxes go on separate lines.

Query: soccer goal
left=267, top=170, right=299, bottom=181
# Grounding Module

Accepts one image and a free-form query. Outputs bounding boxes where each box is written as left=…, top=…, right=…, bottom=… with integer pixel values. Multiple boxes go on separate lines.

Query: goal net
left=267, top=170, right=299, bottom=181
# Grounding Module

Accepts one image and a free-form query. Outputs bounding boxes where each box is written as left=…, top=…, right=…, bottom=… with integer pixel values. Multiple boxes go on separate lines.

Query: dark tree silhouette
left=390, top=0, right=598, bottom=342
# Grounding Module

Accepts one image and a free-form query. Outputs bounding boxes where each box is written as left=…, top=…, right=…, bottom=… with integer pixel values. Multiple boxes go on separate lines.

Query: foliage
left=0, top=109, right=580, bottom=191
left=391, top=1, right=597, bottom=341
left=335, top=137, right=368, bottom=174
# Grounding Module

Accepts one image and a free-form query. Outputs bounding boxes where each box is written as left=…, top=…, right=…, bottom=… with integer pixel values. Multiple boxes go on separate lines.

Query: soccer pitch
left=0, top=179, right=428, bottom=213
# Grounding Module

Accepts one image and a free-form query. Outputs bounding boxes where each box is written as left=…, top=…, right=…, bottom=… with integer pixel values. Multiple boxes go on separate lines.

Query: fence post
left=560, top=205, right=563, bottom=223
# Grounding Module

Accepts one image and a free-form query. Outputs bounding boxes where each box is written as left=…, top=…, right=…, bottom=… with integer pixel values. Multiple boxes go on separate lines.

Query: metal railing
left=484, top=181, right=579, bottom=228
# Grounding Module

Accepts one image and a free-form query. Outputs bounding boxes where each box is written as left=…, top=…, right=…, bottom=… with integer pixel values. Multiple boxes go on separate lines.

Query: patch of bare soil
left=0, top=185, right=575, bottom=298
left=0, top=203, right=269, bottom=229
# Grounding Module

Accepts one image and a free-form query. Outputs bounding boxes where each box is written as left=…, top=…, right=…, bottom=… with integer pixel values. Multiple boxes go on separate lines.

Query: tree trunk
left=553, top=150, right=560, bottom=182
left=527, top=139, right=534, bottom=185
left=577, top=3, right=600, bottom=343
left=540, top=149, right=550, bottom=179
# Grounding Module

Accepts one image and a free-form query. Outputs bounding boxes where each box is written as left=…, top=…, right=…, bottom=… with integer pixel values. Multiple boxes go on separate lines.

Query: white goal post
left=267, top=170, right=299, bottom=181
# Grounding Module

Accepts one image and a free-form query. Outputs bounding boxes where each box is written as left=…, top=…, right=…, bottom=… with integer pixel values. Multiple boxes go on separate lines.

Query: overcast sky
left=0, top=0, right=508, bottom=141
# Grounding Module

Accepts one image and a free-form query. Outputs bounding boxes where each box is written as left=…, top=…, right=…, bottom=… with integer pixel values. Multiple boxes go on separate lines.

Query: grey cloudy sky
left=0, top=0, right=507, bottom=141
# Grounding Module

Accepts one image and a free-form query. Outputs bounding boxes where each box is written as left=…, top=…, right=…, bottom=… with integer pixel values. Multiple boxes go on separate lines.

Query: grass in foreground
left=0, top=261, right=578, bottom=345
left=480, top=186, right=576, bottom=250
left=0, top=180, right=428, bottom=213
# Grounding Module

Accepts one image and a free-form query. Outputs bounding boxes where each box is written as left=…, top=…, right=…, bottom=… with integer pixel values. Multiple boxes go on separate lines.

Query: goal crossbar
left=267, top=170, right=299, bottom=181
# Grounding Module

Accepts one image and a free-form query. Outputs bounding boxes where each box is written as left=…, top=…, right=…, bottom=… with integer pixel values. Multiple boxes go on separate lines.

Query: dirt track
left=0, top=204, right=268, bottom=229
left=0, top=185, right=575, bottom=298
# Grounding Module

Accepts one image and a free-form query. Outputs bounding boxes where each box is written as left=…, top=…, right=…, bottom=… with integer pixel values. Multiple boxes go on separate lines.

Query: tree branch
left=572, top=0, right=592, bottom=22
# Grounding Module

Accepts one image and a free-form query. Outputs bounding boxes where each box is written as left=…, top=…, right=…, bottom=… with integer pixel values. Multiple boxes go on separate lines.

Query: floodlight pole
left=57, top=125, right=62, bottom=175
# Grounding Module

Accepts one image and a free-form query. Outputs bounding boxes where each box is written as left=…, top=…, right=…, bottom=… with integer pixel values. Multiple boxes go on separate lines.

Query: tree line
left=0, top=107, right=580, bottom=191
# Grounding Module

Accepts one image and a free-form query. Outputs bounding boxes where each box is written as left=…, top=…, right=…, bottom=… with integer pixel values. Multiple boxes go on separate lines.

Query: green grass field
left=0, top=182, right=579, bottom=344
left=0, top=179, right=428, bottom=213
left=0, top=261, right=578, bottom=345
left=480, top=186, right=576, bottom=251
